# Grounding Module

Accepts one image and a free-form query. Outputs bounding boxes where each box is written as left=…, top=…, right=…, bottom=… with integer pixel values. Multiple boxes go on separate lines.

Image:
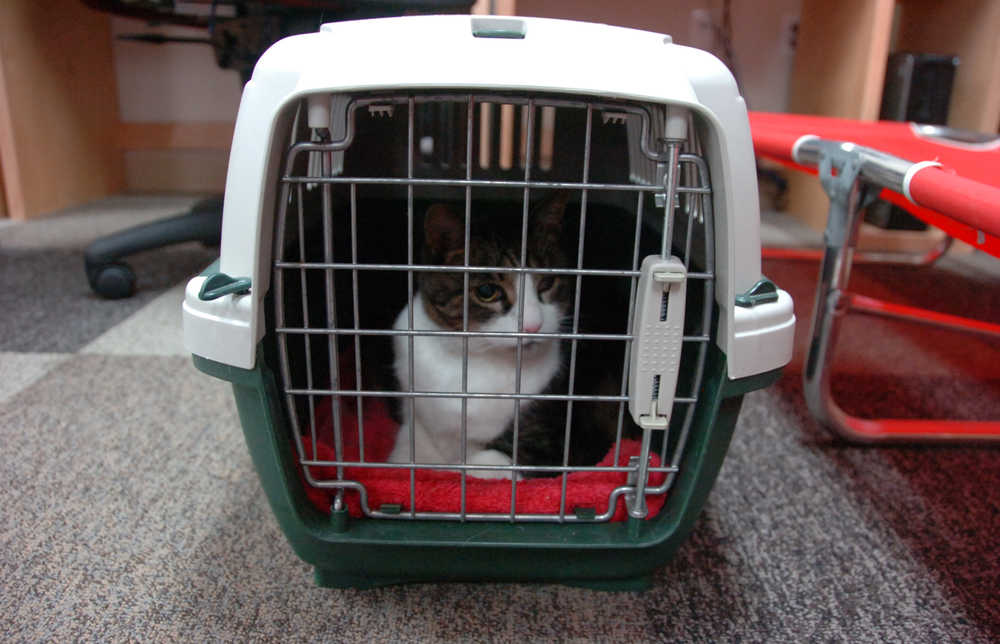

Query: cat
left=386, top=191, right=641, bottom=479
left=386, top=192, right=574, bottom=477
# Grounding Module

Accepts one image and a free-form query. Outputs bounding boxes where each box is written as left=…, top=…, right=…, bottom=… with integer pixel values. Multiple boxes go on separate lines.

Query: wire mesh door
left=271, top=91, right=715, bottom=522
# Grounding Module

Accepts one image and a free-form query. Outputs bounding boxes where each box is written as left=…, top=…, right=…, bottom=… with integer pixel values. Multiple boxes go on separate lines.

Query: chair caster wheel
left=91, top=262, right=136, bottom=299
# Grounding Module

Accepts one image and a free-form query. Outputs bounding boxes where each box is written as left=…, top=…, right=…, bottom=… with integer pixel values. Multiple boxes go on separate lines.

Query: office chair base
left=84, top=196, right=223, bottom=299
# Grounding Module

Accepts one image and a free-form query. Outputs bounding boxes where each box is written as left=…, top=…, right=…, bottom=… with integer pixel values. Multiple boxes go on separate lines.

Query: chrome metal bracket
left=623, top=455, right=648, bottom=519
left=804, top=144, right=880, bottom=436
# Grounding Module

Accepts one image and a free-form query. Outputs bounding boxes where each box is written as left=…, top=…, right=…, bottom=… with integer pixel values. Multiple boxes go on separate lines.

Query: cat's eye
left=474, top=283, right=502, bottom=302
left=536, top=275, right=556, bottom=293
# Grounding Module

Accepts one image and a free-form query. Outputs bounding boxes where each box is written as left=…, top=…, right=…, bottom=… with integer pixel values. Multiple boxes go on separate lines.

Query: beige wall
left=108, top=2, right=803, bottom=192
left=112, top=3, right=802, bottom=123
left=515, top=0, right=802, bottom=113
left=111, top=17, right=242, bottom=193
left=111, top=17, right=243, bottom=123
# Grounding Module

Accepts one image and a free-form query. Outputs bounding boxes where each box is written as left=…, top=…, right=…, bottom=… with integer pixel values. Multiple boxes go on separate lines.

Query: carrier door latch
left=628, top=255, right=687, bottom=431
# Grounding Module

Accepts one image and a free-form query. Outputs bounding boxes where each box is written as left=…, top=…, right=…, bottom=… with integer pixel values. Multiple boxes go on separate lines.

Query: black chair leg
left=84, top=196, right=224, bottom=299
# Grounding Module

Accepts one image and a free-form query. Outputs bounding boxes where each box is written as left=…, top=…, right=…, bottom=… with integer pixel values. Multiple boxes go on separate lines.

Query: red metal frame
left=849, top=293, right=1000, bottom=338
left=838, top=294, right=1000, bottom=441
left=751, top=112, right=1000, bottom=443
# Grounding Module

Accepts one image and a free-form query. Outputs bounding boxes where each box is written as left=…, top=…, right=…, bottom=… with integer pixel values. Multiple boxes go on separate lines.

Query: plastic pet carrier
left=184, top=15, right=795, bottom=589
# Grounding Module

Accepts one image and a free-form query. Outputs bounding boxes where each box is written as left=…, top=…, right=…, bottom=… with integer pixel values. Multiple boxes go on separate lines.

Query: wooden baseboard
left=117, top=121, right=235, bottom=151
left=123, top=149, right=229, bottom=193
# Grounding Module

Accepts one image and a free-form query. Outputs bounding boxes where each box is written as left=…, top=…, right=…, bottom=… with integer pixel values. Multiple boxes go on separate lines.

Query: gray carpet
left=1, top=200, right=998, bottom=642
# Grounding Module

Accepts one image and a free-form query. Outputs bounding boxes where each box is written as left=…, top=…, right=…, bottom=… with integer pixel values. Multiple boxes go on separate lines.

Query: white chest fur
left=388, top=291, right=562, bottom=465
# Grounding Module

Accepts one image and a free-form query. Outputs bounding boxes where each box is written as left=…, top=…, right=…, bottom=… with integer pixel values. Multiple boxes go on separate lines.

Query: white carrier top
left=182, top=15, right=794, bottom=380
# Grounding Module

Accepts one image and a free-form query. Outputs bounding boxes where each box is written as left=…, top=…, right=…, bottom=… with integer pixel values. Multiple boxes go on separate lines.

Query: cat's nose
left=521, top=293, right=543, bottom=333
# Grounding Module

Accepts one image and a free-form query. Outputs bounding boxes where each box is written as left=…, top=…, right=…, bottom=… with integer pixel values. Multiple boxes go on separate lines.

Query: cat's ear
left=424, top=203, right=465, bottom=259
left=532, top=190, right=570, bottom=244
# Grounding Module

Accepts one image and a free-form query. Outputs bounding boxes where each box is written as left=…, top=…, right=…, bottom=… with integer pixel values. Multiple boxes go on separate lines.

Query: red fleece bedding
left=297, top=375, right=666, bottom=521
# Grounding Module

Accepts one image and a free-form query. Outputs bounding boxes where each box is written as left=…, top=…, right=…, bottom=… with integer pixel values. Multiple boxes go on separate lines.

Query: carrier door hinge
left=198, top=272, right=252, bottom=301
left=654, top=192, right=680, bottom=209
left=628, top=255, right=687, bottom=431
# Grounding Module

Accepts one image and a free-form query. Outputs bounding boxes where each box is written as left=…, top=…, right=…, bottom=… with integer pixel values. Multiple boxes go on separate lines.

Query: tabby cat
left=386, top=191, right=637, bottom=478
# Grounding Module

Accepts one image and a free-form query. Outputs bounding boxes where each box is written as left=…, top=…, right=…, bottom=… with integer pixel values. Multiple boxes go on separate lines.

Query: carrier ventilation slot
left=476, top=103, right=557, bottom=171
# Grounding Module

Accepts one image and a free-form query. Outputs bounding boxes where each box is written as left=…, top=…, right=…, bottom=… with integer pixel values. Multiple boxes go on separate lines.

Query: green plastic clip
left=471, top=17, right=526, bottom=39
left=735, top=278, right=779, bottom=308
left=198, top=273, right=252, bottom=301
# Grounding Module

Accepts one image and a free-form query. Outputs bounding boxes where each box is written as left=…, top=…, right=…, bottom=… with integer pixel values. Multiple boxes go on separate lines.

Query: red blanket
left=297, top=381, right=666, bottom=521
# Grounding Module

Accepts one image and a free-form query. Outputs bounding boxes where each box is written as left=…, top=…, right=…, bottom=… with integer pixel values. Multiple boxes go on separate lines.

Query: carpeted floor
left=1, top=197, right=998, bottom=642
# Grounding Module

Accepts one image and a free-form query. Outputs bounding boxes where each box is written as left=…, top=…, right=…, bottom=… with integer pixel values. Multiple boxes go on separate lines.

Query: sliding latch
left=653, top=267, right=686, bottom=285
left=628, top=255, right=687, bottom=431
left=638, top=399, right=669, bottom=430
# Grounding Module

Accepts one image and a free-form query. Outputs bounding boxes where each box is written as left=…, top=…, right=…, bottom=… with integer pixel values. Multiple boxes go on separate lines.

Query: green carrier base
left=194, top=338, right=779, bottom=591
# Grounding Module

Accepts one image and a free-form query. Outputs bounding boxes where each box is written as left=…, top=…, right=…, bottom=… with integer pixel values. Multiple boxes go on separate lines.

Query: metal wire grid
left=271, top=92, right=716, bottom=523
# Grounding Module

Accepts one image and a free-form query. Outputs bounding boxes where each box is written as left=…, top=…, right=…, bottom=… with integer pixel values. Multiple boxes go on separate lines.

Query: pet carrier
left=184, top=15, right=794, bottom=589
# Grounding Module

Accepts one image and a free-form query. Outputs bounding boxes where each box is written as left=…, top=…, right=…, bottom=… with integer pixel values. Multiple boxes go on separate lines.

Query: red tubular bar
left=907, top=166, right=1000, bottom=240
left=761, top=247, right=824, bottom=261
left=836, top=417, right=1000, bottom=441
left=876, top=189, right=1000, bottom=256
left=848, top=294, right=1000, bottom=338
left=751, top=123, right=812, bottom=165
